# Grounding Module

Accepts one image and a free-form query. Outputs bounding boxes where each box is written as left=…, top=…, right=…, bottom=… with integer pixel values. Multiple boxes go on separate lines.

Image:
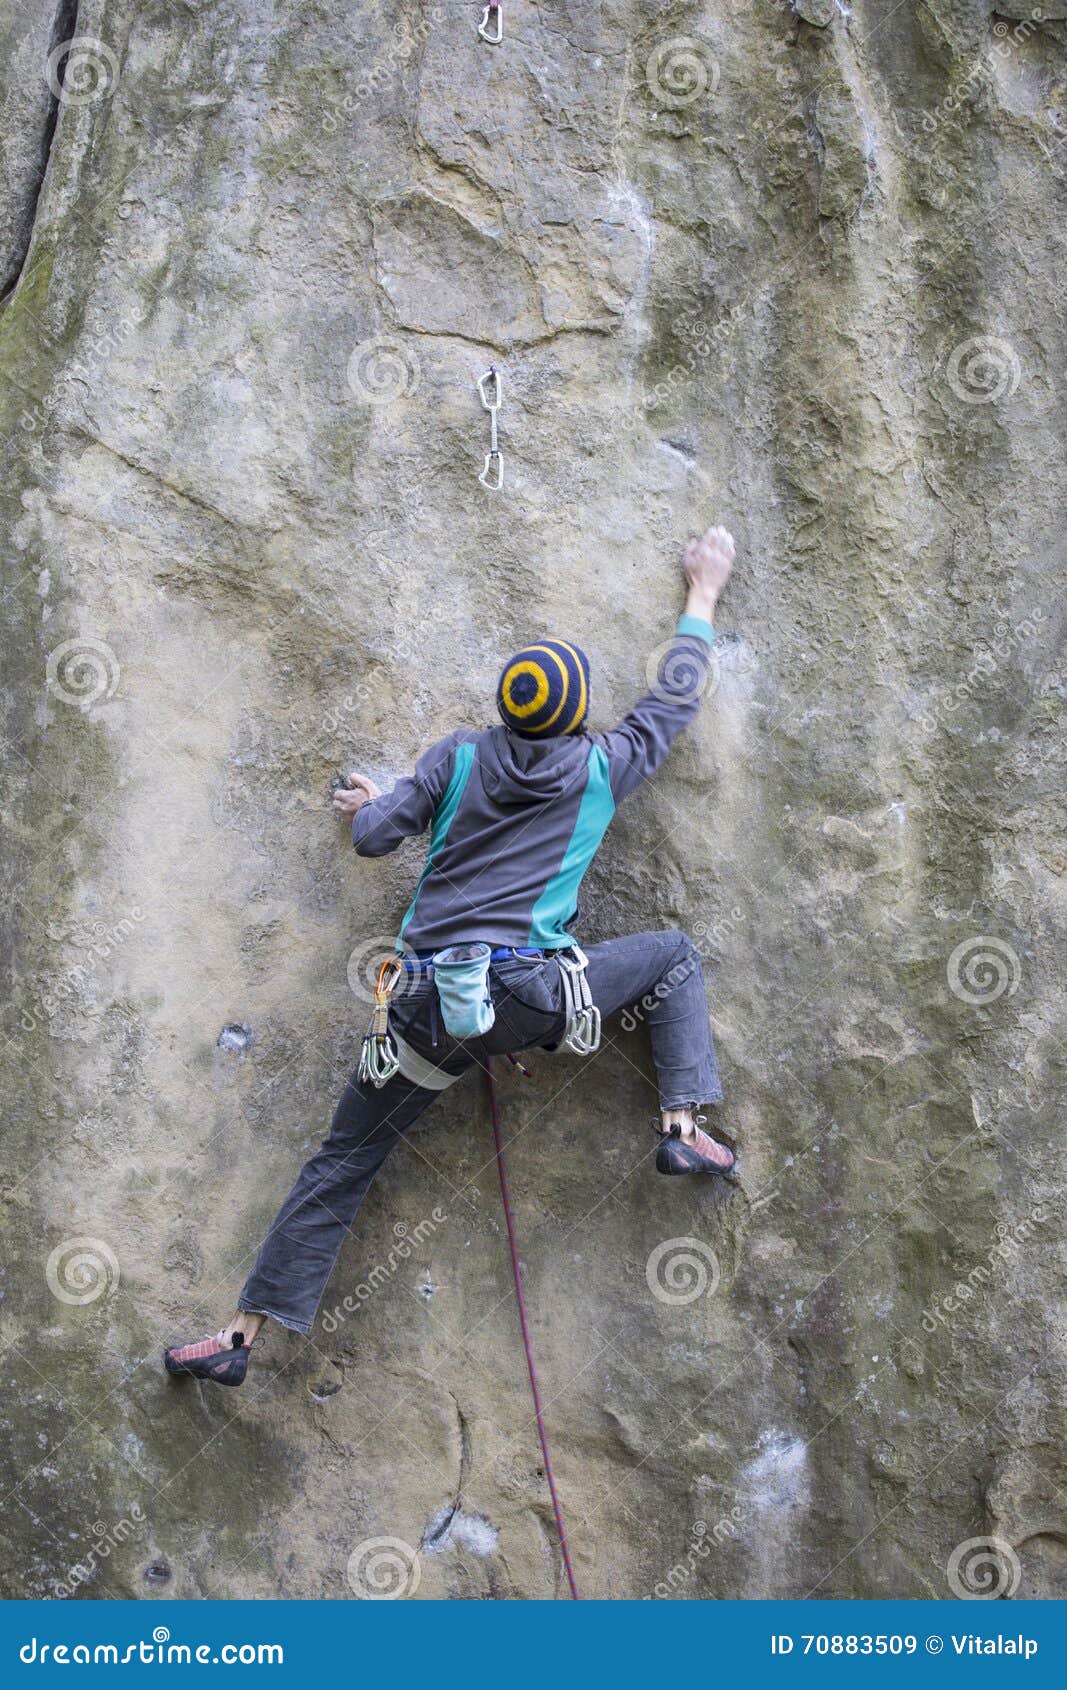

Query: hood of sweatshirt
left=476, top=724, right=593, bottom=809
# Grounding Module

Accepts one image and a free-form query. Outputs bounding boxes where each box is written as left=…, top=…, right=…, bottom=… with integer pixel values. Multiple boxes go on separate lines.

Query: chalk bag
left=432, top=942, right=496, bottom=1039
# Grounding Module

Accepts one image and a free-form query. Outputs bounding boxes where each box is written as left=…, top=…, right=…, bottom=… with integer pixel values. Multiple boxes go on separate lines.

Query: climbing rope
left=483, top=1058, right=580, bottom=1599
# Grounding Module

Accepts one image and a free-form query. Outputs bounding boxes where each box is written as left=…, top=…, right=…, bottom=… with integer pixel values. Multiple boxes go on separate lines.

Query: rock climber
left=164, top=523, right=736, bottom=1386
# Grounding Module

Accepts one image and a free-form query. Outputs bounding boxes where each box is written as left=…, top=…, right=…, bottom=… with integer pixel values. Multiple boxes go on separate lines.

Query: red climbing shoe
left=655, top=1118, right=735, bottom=1176
left=164, top=1330, right=250, bottom=1387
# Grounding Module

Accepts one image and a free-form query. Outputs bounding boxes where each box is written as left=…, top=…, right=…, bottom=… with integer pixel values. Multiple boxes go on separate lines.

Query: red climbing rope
left=483, top=1058, right=580, bottom=1600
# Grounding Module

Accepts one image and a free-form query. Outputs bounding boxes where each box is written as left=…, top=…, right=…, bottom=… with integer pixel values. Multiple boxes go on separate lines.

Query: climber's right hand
left=332, top=773, right=381, bottom=817
left=683, top=524, right=735, bottom=617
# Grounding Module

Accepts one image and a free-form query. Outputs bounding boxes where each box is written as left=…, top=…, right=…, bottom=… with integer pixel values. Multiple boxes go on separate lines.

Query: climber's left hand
left=332, top=773, right=381, bottom=816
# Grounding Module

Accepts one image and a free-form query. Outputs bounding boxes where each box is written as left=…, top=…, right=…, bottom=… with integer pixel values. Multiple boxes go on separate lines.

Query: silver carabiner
left=359, top=1031, right=400, bottom=1089
left=575, top=1003, right=601, bottom=1055
left=479, top=449, right=504, bottom=491
left=477, top=367, right=501, bottom=412
left=558, top=945, right=602, bottom=1055
left=478, top=4, right=503, bottom=44
left=477, top=367, right=503, bottom=491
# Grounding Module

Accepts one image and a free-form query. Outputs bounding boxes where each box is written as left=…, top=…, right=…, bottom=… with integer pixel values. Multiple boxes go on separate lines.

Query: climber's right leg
left=582, top=931, right=734, bottom=1175
left=163, top=1067, right=443, bottom=1386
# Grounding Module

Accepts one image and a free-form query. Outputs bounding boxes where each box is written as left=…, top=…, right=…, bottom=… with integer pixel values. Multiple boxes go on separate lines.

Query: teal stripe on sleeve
left=398, top=742, right=476, bottom=939
left=676, top=613, right=715, bottom=645
left=527, top=745, right=615, bottom=949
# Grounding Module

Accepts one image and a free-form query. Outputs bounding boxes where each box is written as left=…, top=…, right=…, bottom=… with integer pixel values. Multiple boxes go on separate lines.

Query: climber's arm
left=598, top=524, right=735, bottom=803
left=333, top=734, right=462, bottom=856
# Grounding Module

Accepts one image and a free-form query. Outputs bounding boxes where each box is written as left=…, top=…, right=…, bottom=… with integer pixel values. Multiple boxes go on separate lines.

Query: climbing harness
left=393, top=1030, right=463, bottom=1091
left=558, top=945, right=601, bottom=1055
left=478, top=3, right=503, bottom=45
left=357, top=956, right=402, bottom=1087
left=483, top=1057, right=580, bottom=1599
left=478, top=366, right=503, bottom=490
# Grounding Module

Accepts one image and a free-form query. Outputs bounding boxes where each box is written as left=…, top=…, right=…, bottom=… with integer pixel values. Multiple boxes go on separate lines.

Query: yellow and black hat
left=496, top=640, right=590, bottom=738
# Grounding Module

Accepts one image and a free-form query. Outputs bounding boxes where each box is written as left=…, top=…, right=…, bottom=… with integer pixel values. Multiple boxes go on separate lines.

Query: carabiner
left=477, top=367, right=503, bottom=491
left=477, top=366, right=502, bottom=412
left=479, top=448, right=504, bottom=491
left=356, top=954, right=404, bottom=1087
left=478, top=4, right=503, bottom=45
left=558, top=945, right=602, bottom=1055
left=359, top=1030, right=400, bottom=1088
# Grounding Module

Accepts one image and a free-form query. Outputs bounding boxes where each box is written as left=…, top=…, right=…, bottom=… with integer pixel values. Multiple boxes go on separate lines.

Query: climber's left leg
left=234, top=1067, right=446, bottom=1338
left=165, top=1064, right=454, bottom=1386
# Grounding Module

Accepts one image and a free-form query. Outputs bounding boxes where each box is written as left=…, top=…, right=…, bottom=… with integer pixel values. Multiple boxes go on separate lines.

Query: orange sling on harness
left=357, top=956, right=402, bottom=1086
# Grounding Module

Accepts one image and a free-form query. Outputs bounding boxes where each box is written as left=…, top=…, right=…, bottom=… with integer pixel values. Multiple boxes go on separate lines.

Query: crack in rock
left=1, top=0, right=80, bottom=307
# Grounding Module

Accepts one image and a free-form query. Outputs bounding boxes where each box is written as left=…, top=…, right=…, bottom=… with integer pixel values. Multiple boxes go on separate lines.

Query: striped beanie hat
left=497, top=639, right=590, bottom=738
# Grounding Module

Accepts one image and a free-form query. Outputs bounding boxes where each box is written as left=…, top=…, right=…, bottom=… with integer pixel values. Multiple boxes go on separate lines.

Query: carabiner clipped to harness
left=477, top=366, right=503, bottom=491
left=558, top=945, right=601, bottom=1056
left=358, top=956, right=402, bottom=1088
left=478, top=3, right=503, bottom=44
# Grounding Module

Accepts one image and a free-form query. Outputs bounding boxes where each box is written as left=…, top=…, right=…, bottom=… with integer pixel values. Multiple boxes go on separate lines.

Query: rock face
left=1, top=0, right=1064, bottom=1602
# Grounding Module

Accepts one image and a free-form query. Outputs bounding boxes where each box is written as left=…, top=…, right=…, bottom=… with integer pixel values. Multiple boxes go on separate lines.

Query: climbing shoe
left=164, top=1330, right=250, bottom=1387
left=655, top=1117, right=735, bottom=1177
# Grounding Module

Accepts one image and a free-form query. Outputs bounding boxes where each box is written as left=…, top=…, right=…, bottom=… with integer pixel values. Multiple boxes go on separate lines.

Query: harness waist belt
left=401, top=946, right=545, bottom=969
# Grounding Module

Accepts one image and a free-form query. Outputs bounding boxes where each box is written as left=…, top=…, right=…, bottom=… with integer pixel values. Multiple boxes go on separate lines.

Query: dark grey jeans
left=239, top=930, right=721, bottom=1334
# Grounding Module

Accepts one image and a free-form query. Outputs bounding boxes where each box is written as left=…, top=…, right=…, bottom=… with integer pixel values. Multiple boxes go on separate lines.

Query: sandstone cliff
left=1, top=0, right=1063, bottom=1599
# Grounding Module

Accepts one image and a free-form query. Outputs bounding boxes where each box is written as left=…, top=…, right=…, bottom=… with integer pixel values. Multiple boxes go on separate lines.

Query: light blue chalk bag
left=432, top=942, right=496, bottom=1039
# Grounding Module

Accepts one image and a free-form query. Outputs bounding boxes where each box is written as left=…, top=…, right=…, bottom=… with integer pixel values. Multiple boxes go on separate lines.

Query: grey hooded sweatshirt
left=352, top=618, right=715, bottom=952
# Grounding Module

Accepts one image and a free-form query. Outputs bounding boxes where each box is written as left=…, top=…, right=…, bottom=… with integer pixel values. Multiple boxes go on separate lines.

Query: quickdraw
left=558, top=945, right=601, bottom=1055
left=357, top=956, right=403, bottom=1087
left=478, top=4, right=503, bottom=45
left=477, top=365, right=503, bottom=490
